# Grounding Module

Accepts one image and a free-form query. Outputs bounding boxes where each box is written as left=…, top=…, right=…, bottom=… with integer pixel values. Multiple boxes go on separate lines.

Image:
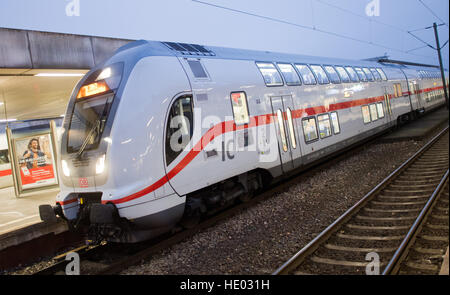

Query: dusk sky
left=0, top=0, right=449, bottom=68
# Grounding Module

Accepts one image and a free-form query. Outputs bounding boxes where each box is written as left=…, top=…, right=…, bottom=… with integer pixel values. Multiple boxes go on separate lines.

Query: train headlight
left=96, top=154, right=106, bottom=175
left=61, top=160, right=71, bottom=177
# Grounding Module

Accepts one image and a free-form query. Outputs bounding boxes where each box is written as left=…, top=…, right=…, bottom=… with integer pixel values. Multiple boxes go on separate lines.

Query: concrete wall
left=0, top=28, right=133, bottom=69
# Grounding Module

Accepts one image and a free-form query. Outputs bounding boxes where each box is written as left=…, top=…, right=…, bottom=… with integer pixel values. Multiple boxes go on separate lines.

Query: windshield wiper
left=76, top=119, right=101, bottom=159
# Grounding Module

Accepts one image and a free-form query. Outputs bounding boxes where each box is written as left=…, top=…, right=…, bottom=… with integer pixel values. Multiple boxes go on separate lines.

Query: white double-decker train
left=39, top=40, right=448, bottom=243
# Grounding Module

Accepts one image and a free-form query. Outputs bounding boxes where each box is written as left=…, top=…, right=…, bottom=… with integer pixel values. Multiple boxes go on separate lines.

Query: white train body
left=49, top=40, right=448, bottom=242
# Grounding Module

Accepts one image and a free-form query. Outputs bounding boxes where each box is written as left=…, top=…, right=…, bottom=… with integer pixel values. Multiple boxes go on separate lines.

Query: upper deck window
left=370, top=68, right=382, bottom=81
left=362, top=68, right=375, bottom=81
left=310, top=65, right=330, bottom=84
left=335, top=66, right=351, bottom=83
left=295, top=64, right=317, bottom=85
left=277, top=63, right=301, bottom=86
left=354, top=67, right=368, bottom=82
left=376, top=68, right=388, bottom=81
left=345, top=66, right=360, bottom=82
left=324, top=66, right=341, bottom=84
left=256, top=62, right=283, bottom=86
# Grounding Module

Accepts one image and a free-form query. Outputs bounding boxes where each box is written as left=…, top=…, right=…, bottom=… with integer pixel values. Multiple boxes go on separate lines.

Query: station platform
left=382, top=107, right=449, bottom=141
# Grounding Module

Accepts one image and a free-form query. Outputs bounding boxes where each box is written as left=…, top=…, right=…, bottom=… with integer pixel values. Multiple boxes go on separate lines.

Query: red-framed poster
left=13, top=133, right=58, bottom=190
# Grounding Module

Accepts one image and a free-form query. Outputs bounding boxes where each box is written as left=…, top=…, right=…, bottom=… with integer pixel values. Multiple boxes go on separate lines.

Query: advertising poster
left=14, top=133, right=58, bottom=190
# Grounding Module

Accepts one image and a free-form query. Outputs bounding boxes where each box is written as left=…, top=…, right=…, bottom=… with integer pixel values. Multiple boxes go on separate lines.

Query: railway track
left=273, top=127, right=449, bottom=275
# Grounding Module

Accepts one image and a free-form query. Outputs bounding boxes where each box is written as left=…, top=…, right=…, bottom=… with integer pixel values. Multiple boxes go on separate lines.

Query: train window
left=362, top=68, right=374, bottom=81
left=187, top=59, right=208, bottom=78
left=394, top=83, right=403, bottom=97
left=302, top=117, right=319, bottom=143
left=362, top=105, right=371, bottom=124
left=330, top=112, right=340, bottom=134
left=165, top=95, right=194, bottom=166
left=0, top=150, right=10, bottom=164
left=294, top=64, right=317, bottom=85
left=276, top=109, right=288, bottom=152
left=345, top=66, right=360, bottom=82
left=286, top=108, right=297, bottom=149
left=354, top=67, right=368, bottom=82
left=335, top=66, right=351, bottom=83
left=230, top=92, right=249, bottom=125
left=317, top=114, right=332, bottom=139
left=376, top=68, right=388, bottom=81
left=370, top=68, right=382, bottom=81
left=310, top=65, right=330, bottom=84
left=377, top=102, right=385, bottom=118
left=277, top=63, right=301, bottom=86
left=256, top=62, right=283, bottom=86
left=369, top=104, right=378, bottom=121
left=324, top=66, right=341, bottom=84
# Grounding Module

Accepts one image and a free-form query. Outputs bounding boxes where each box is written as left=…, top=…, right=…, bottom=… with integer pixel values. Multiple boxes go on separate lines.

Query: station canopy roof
left=0, top=28, right=132, bottom=121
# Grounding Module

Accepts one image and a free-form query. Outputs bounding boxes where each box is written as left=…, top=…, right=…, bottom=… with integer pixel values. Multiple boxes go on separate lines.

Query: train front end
left=39, top=41, right=189, bottom=243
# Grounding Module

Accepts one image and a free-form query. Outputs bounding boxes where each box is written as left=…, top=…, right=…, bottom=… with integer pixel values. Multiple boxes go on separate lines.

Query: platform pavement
left=381, top=107, right=449, bottom=141
left=0, top=187, right=58, bottom=236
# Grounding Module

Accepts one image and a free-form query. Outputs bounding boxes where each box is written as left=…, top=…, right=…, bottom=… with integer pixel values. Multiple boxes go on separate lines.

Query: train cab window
left=330, top=112, right=340, bottom=134
left=324, top=66, right=341, bottom=84
left=354, top=67, right=368, bottom=82
left=370, top=68, right=382, bottom=81
left=376, top=68, right=388, bottom=81
left=294, top=64, right=317, bottom=85
left=256, top=62, right=283, bottom=86
left=165, top=95, right=194, bottom=166
left=362, top=68, right=375, bottom=81
left=310, top=65, right=330, bottom=84
left=362, top=105, right=371, bottom=124
left=230, top=92, right=249, bottom=125
left=376, top=102, right=385, bottom=118
left=317, top=114, right=332, bottom=139
left=277, top=63, right=301, bottom=86
left=345, top=66, right=360, bottom=82
left=335, top=66, right=351, bottom=83
left=369, top=104, right=378, bottom=121
left=302, top=117, right=319, bottom=143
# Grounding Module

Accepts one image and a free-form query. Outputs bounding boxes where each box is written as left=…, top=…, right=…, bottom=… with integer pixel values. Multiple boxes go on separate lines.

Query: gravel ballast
left=122, top=136, right=432, bottom=275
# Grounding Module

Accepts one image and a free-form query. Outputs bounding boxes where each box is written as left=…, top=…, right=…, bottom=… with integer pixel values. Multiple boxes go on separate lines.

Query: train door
left=383, top=86, right=393, bottom=123
left=414, top=83, right=423, bottom=112
left=270, top=95, right=301, bottom=173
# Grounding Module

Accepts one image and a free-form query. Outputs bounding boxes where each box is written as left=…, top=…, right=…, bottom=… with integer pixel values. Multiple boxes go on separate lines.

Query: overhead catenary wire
left=191, top=0, right=434, bottom=59
left=417, top=0, right=449, bottom=27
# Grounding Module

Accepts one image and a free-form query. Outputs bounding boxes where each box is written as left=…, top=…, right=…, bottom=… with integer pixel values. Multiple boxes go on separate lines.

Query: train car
left=39, top=40, right=448, bottom=243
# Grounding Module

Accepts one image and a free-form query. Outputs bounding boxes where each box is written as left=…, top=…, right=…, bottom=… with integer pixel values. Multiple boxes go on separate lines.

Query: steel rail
left=272, top=126, right=449, bottom=275
left=382, top=170, right=449, bottom=275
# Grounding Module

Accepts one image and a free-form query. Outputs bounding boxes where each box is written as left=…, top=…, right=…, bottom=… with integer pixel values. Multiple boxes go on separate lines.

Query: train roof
left=114, top=40, right=448, bottom=78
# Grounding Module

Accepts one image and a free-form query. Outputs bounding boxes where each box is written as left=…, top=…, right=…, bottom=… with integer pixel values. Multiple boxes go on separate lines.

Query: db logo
left=79, top=177, right=89, bottom=188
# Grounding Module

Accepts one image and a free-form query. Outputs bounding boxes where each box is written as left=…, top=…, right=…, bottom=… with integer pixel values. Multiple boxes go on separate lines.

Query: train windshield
left=67, top=93, right=114, bottom=153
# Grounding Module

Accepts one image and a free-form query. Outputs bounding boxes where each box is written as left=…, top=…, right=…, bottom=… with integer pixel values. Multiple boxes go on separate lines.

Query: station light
left=34, top=73, right=85, bottom=77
